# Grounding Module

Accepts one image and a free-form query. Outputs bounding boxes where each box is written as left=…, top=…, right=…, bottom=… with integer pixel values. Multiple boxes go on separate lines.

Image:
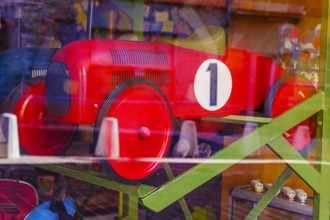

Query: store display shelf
left=145, top=0, right=226, bottom=8
left=232, top=10, right=302, bottom=20
left=201, top=115, right=272, bottom=124
left=0, top=156, right=95, bottom=165
left=228, top=185, right=314, bottom=219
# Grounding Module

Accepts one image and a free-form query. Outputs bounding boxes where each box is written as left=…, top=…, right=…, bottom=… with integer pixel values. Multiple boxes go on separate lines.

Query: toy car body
left=45, top=38, right=285, bottom=125
left=5, top=26, right=316, bottom=181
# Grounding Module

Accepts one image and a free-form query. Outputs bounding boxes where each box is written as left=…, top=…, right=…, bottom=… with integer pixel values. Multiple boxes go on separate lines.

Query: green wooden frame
left=34, top=90, right=328, bottom=219
left=111, top=0, right=144, bottom=40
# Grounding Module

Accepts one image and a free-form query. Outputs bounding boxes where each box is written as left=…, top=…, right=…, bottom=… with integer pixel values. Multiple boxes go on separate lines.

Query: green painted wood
left=313, top=0, right=330, bottom=218
left=131, top=0, right=144, bottom=41
left=244, top=167, right=294, bottom=220
left=163, top=163, right=193, bottom=220
left=111, top=0, right=144, bottom=40
left=268, top=137, right=322, bottom=192
left=141, top=93, right=323, bottom=212
left=137, top=184, right=156, bottom=198
left=200, top=115, right=272, bottom=124
left=34, top=164, right=140, bottom=196
left=312, top=186, right=330, bottom=220
left=119, top=194, right=139, bottom=220
left=111, top=0, right=134, bottom=15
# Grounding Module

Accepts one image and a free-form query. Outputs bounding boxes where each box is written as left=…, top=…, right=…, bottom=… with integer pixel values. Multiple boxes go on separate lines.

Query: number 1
left=207, top=63, right=218, bottom=106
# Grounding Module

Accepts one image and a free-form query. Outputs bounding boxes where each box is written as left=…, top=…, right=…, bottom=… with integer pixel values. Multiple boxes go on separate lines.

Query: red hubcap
left=139, top=126, right=151, bottom=139
left=104, top=84, right=172, bottom=180
left=14, top=81, right=75, bottom=155
left=271, top=77, right=316, bottom=151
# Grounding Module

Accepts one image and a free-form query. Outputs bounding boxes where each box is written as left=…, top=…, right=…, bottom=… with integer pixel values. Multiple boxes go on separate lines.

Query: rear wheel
left=95, top=79, right=173, bottom=181
left=264, top=73, right=317, bottom=152
left=2, top=76, right=76, bottom=155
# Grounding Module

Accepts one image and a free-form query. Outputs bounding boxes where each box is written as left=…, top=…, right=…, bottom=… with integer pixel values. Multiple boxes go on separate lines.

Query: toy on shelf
left=281, top=187, right=296, bottom=200
left=229, top=185, right=314, bottom=219
left=263, top=183, right=307, bottom=203
left=295, top=189, right=307, bottom=203
left=279, top=22, right=321, bottom=88
left=2, top=25, right=317, bottom=182
left=250, top=179, right=264, bottom=193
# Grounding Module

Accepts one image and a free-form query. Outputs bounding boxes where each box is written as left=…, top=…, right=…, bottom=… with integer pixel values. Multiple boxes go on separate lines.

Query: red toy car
left=3, top=26, right=316, bottom=181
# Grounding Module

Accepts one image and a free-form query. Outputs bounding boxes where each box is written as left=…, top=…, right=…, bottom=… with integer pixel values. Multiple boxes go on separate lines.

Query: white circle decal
left=194, top=59, right=232, bottom=111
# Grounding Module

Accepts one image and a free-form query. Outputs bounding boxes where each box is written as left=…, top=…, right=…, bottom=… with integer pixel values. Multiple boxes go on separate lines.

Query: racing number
left=194, top=59, right=232, bottom=111
left=208, top=63, right=218, bottom=106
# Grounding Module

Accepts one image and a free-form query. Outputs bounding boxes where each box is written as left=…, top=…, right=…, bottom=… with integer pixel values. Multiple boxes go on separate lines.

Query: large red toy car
left=3, top=26, right=316, bottom=181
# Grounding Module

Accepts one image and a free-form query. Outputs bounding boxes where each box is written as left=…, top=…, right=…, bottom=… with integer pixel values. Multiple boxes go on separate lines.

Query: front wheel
left=95, top=79, right=173, bottom=182
left=264, top=73, right=317, bottom=152
left=2, top=76, right=76, bottom=156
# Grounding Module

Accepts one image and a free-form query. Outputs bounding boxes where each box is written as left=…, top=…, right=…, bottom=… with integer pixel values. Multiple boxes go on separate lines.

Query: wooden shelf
left=232, top=10, right=302, bottom=20
left=145, top=0, right=226, bottom=8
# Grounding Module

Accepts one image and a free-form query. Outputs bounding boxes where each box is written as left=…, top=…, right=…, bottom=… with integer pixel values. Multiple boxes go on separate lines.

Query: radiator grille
left=32, top=69, right=47, bottom=78
left=109, top=49, right=168, bottom=65
left=112, top=70, right=170, bottom=87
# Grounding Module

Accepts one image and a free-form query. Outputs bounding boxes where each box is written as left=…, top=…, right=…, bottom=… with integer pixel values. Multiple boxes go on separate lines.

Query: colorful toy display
left=279, top=23, right=320, bottom=88
left=253, top=182, right=308, bottom=203
left=3, top=25, right=317, bottom=181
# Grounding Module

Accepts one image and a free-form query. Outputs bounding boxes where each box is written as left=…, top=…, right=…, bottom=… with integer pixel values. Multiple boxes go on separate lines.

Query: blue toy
left=25, top=198, right=75, bottom=220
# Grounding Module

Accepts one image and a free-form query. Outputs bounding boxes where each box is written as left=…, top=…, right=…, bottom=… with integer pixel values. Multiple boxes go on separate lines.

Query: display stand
left=1, top=0, right=330, bottom=219
left=228, top=186, right=314, bottom=219
left=140, top=92, right=324, bottom=214
left=28, top=3, right=330, bottom=215
left=29, top=88, right=325, bottom=219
